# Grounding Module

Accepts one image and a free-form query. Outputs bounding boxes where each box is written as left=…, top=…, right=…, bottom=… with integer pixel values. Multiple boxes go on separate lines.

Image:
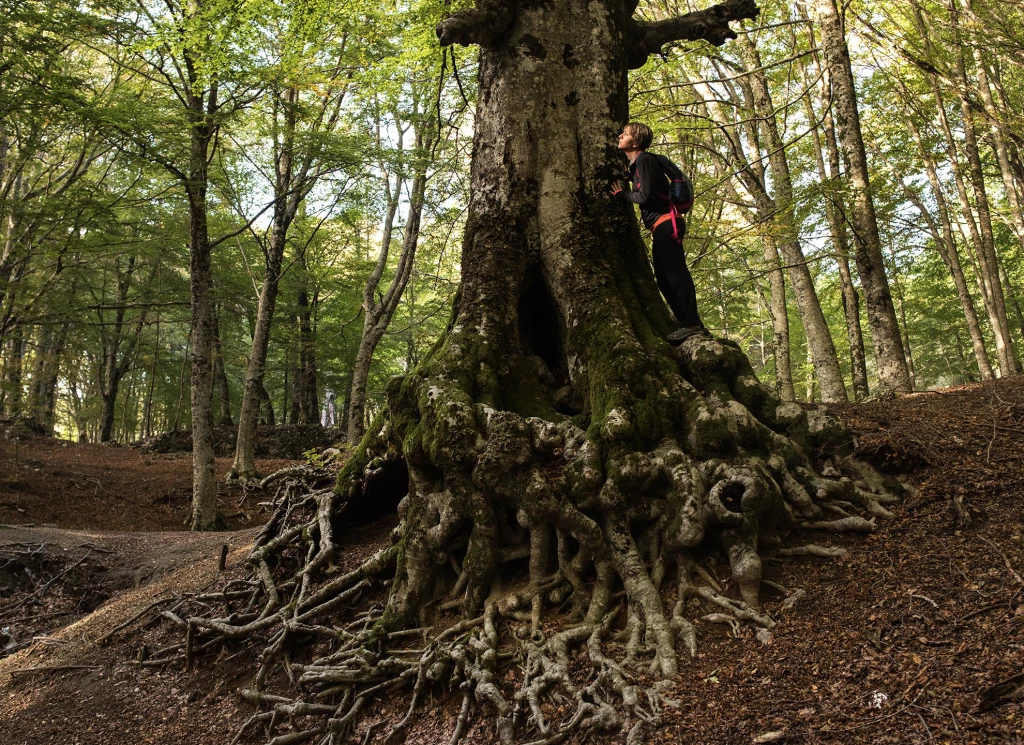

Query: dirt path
left=0, top=526, right=260, bottom=744
left=0, top=436, right=297, bottom=531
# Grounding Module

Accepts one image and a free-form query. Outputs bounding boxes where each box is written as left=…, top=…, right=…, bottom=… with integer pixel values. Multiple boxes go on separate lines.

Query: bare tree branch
left=629, top=0, right=760, bottom=68
left=436, top=0, right=516, bottom=48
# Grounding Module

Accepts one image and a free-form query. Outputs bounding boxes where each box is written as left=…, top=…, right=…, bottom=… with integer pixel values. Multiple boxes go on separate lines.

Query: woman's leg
left=651, top=221, right=702, bottom=328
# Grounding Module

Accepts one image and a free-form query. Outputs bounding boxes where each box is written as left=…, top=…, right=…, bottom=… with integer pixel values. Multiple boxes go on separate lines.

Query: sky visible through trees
left=1, top=0, right=1023, bottom=444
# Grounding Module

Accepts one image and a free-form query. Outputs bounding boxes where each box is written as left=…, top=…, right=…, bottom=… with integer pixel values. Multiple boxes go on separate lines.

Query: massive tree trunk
left=813, top=0, right=911, bottom=393
left=173, top=2, right=900, bottom=741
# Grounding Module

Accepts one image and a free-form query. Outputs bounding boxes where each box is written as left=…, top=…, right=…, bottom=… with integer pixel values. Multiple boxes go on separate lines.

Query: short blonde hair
left=623, top=122, right=653, bottom=150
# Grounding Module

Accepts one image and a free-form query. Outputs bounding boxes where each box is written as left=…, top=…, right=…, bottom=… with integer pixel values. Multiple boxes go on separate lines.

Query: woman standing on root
left=612, top=122, right=709, bottom=344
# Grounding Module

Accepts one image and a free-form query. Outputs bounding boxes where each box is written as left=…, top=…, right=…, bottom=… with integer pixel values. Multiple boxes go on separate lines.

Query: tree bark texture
left=1, top=324, right=24, bottom=417
left=759, top=233, right=796, bottom=401
left=28, top=323, right=65, bottom=431
left=343, top=0, right=882, bottom=677
left=813, top=0, right=911, bottom=393
left=211, top=304, right=233, bottom=427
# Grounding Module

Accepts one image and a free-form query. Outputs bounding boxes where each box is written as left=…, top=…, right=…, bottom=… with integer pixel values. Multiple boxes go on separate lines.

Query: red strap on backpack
left=652, top=206, right=683, bottom=242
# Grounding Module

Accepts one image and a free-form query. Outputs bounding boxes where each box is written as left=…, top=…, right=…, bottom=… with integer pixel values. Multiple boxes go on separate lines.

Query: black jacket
left=623, top=151, right=671, bottom=230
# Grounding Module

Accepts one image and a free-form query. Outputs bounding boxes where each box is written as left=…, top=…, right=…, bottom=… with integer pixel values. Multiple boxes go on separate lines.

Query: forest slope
left=1, top=379, right=1023, bottom=744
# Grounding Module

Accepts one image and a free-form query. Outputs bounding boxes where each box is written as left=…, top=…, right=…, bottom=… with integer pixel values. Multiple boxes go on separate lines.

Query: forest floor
left=0, top=435, right=298, bottom=531
left=1, top=378, right=1023, bottom=744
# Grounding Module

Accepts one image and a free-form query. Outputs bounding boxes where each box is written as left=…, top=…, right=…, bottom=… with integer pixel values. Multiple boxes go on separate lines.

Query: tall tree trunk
left=813, top=0, right=911, bottom=392
left=928, top=78, right=1012, bottom=374
left=759, top=233, right=795, bottom=401
left=1, top=324, right=24, bottom=417
left=231, top=237, right=286, bottom=475
left=28, top=324, right=51, bottom=422
left=230, top=86, right=298, bottom=477
left=715, top=159, right=794, bottom=399
left=903, top=113, right=994, bottom=379
left=186, top=120, right=218, bottom=530
left=212, top=304, right=233, bottom=426
left=38, top=322, right=66, bottom=434
left=737, top=34, right=847, bottom=402
left=233, top=171, right=292, bottom=474
left=970, top=34, right=1024, bottom=258
left=347, top=149, right=414, bottom=441
left=99, top=257, right=138, bottom=443
left=228, top=48, right=353, bottom=474
left=693, top=84, right=795, bottom=398
left=917, top=3, right=1018, bottom=376
left=1000, top=262, right=1024, bottom=343
left=949, top=5, right=1018, bottom=374
left=796, top=21, right=869, bottom=399
left=885, top=236, right=915, bottom=390
left=143, top=315, right=160, bottom=439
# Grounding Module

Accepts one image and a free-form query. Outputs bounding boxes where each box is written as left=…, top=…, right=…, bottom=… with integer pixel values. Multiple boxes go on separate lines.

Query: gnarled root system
left=131, top=336, right=901, bottom=744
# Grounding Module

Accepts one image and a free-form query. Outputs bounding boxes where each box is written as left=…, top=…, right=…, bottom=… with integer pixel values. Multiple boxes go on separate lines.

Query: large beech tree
left=167, top=1, right=901, bottom=742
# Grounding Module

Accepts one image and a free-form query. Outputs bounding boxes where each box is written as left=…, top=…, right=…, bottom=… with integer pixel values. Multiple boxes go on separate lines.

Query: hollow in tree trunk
left=174, top=2, right=903, bottom=741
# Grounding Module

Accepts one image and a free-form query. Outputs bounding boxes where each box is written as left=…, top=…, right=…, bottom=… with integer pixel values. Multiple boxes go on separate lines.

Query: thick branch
left=436, top=0, right=516, bottom=48
left=629, top=0, right=760, bottom=68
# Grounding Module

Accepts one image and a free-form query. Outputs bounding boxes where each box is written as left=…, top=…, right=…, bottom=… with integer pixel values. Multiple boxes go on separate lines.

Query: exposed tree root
left=139, top=336, right=903, bottom=743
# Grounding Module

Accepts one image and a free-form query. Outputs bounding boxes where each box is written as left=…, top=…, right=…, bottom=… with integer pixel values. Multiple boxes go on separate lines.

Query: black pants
left=651, top=219, right=701, bottom=328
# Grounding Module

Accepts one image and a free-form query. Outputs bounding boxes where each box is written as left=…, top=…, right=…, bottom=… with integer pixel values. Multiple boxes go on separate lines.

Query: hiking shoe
left=667, top=325, right=710, bottom=345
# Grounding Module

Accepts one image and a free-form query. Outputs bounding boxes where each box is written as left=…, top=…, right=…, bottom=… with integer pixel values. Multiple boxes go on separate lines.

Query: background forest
left=2, top=0, right=1023, bottom=445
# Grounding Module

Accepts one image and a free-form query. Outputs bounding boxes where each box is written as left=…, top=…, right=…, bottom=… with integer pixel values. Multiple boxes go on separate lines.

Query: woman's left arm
left=621, top=155, right=654, bottom=205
